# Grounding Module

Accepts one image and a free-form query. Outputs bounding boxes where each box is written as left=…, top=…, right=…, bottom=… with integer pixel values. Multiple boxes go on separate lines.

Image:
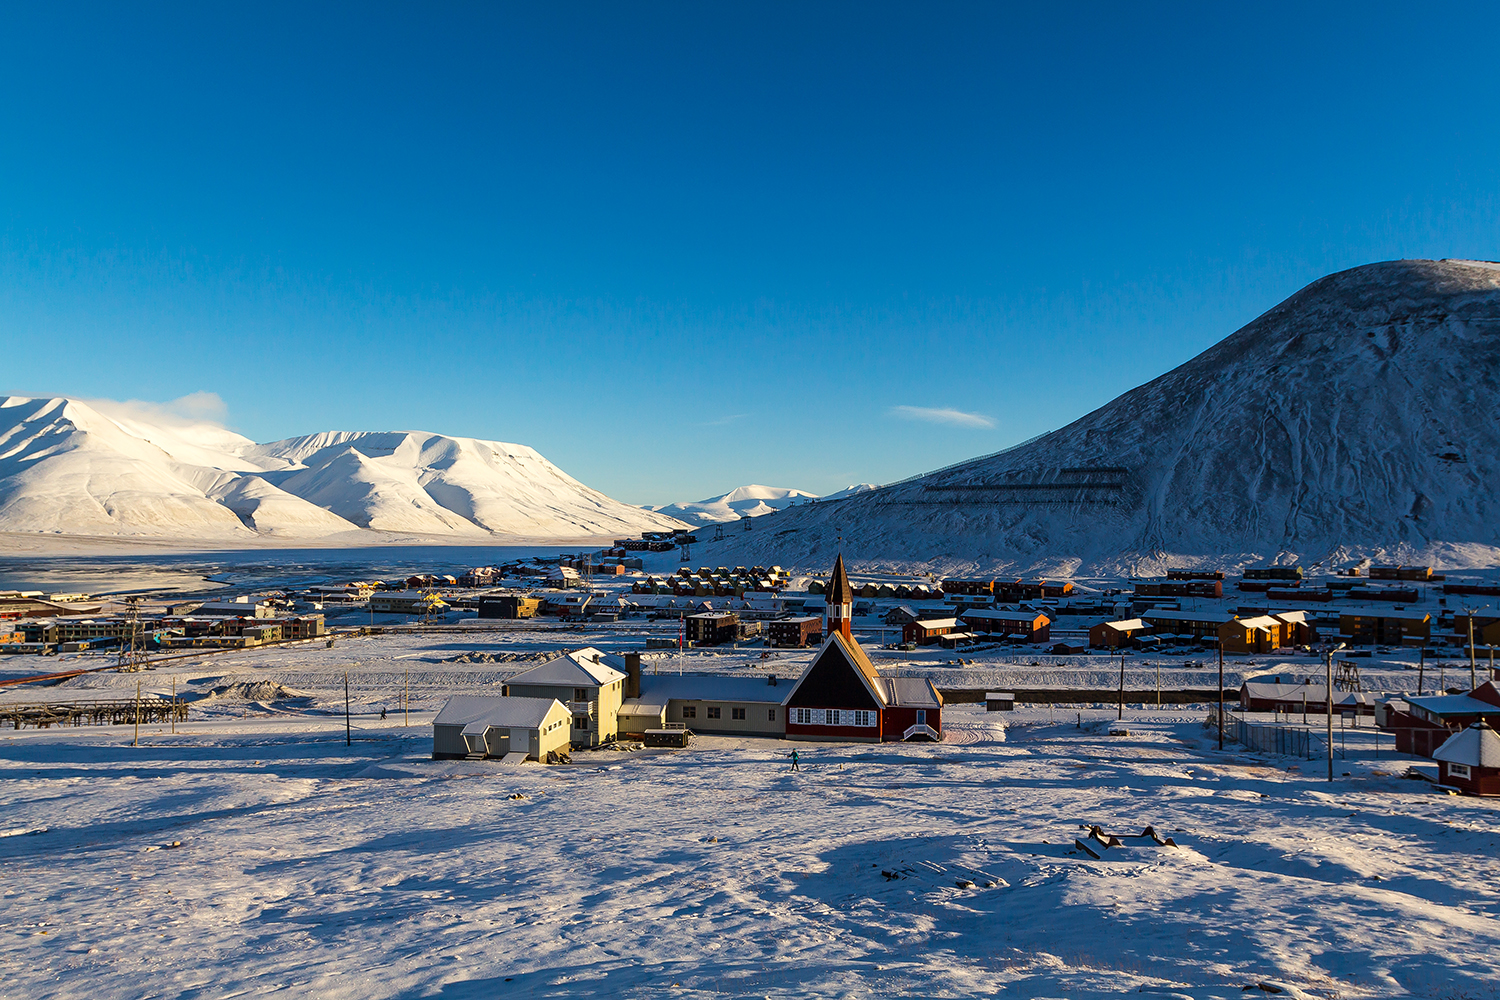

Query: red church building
left=784, top=555, right=943, bottom=743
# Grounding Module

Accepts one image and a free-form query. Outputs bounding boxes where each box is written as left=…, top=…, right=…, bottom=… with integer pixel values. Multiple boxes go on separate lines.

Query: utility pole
left=345, top=670, right=352, bottom=747
left=1117, top=651, right=1125, bottom=720
left=133, top=679, right=141, bottom=747
left=1417, top=647, right=1425, bottom=696
left=1217, top=643, right=1224, bottom=751
left=1325, top=642, right=1345, bottom=782
left=1470, top=615, right=1478, bottom=690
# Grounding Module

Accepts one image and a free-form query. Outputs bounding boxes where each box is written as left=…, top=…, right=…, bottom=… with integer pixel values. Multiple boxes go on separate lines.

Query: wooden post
left=1217, top=644, right=1224, bottom=751
left=1418, top=647, right=1425, bottom=696
left=1117, top=652, right=1125, bottom=720
left=345, top=670, right=352, bottom=747
left=1470, top=616, right=1478, bottom=690
left=134, top=680, right=140, bottom=747
left=1326, top=647, right=1334, bottom=782
left=405, top=669, right=409, bottom=726
left=171, top=675, right=176, bottom=734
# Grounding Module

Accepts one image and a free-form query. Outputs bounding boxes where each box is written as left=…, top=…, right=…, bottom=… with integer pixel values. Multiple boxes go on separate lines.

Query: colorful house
left=1433, top=720, right=1500, bottom=796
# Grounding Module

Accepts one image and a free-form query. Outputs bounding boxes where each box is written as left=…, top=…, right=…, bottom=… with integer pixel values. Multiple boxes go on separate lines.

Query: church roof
left=826, top=554, right=854, bottom=607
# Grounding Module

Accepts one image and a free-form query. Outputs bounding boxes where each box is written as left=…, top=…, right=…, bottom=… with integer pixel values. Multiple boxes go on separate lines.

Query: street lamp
left=1325, top=641, right=1347, bottom=782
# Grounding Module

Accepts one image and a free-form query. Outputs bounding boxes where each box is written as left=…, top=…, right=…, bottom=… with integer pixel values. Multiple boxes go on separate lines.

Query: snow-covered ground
left=5, top=701, right=1497, bottom=999
left=4, top=610, right=1498, bottom=999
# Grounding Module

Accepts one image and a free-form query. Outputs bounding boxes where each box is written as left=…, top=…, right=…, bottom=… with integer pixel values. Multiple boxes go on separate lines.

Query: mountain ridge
left=696, top=259, right=1500, bottom=574
left=0, top=397, right=686, bottom=543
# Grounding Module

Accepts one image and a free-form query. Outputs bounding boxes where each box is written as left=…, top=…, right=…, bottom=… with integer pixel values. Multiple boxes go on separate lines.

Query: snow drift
left=704, top=259, right=1500, bottom=574
left=0, top=397, right=686, bottom=543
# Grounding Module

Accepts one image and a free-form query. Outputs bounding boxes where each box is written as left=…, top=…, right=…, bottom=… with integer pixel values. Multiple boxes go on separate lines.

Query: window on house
left=732, top=707, right=746, bottom=720
left=707, top=706, right=721, bottom=719
left=768, top=709, right=777, bottom=721
left=794, top=708, right=811, bottom=725
left=682, top=705, right=697, bottom=719
left=574, top=688, right=588, bottom=701
left=573, top=715, right=588, bottom=729
left=1450, top=762, right=1472, bottom=779
left=825, top=709, right=837, bottom=725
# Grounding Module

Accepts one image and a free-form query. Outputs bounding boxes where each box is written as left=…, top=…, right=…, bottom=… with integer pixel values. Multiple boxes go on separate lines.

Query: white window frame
left=1449, top=762, right=1472, bottom=779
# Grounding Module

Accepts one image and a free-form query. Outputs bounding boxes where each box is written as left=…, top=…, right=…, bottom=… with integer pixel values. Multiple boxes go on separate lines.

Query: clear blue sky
left=3, top=3, right=1497, bottom=506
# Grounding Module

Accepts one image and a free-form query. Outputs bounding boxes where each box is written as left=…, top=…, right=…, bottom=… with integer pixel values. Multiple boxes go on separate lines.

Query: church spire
left=826, top=553, right=853, bottom=640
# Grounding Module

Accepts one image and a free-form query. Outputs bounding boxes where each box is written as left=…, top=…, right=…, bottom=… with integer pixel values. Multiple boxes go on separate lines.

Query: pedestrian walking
left=790, top=749, right=800, bottom=771
left=381, top=706, right=387, bottom=720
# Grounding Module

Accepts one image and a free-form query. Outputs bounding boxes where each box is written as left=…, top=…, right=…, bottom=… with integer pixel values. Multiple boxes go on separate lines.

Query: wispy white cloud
left=85, top=392, right=231, bottom=430
left=889, top=405, right=996, bottom=429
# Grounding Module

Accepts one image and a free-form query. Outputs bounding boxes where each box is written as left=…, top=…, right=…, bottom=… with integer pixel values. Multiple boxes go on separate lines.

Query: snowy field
left=4, top=703, right=1499, bottom=1000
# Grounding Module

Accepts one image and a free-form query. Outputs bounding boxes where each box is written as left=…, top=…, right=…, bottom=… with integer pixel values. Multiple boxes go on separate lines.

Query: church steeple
left=826, top=553, right=853, bottom=640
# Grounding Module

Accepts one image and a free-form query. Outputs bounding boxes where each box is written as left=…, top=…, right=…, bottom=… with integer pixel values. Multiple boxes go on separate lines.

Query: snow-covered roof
left=617, top=700, right=667, bottom=717
left=879, top=676, right=942, bottom=708
left=912, top=617, right=960, bottom=629
left=433, top=695, right=564, bottom=730
left=1405, top=692, right=1500, bottom=721
left=508, top=647, right=627, bottom=687
left=1142, top=610, right=1236, bottom=624
left=1236, top=615, right=1282, bottom=629
left=637, top=674, right=790, bottom=705
left=962, top=609, right=1050, bottom=622
left=1434, top=722, right=1500, bottom=768
left=1098, top=618, right=1148, bottom=630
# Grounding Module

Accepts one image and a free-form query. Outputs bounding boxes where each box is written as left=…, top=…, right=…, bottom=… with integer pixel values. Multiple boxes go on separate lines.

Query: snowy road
left=3, top=708, right=1497, bottom=998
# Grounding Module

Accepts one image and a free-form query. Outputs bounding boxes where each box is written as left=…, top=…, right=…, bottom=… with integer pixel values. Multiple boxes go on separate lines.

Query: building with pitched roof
left=432, top=695, right=571, bottom=761
left=1433, top=720, right=1500, bottom=795
left=503, top=647, right=628, bottom=747
left=783, top=557, right=943, bottom=743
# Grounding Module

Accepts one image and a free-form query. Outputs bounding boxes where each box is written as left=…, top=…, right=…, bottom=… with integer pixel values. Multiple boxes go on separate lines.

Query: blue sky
left=3, top=3, right=1497, bottom=506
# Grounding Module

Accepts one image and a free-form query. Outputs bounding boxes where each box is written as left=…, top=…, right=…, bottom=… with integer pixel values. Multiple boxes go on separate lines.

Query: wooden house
left=904, top=617, right=960, bottom=645
left=1339, top=608, right=1431, bottom=646
left=960, top=609, right=1051, bottom=642
left=1089, top=618, right=1149, bottom=648
left=1433, top=720, right=1500, bottom=796
left=503, top=647, right=628, bottom=747
left=1218, top=615, right=1286, bottom=654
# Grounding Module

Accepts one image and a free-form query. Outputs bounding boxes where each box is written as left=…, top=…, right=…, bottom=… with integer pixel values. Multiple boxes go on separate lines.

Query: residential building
left=431, top=695, right=571, bottom=761
left=768, top=616, right=822, bottom=647
left=503, top=648, right=628, bottom=748
left=960, top=609, right=1051, bottom=642
left=686, top=612, right=739, bottom=646
left=1433, top=721, right=1500, bottom=796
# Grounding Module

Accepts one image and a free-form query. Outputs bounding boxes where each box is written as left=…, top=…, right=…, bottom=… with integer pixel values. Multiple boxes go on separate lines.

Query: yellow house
left=503, top=647, right=628, bottom=747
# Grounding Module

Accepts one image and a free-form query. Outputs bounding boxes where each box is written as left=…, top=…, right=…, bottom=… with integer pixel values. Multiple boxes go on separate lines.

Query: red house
left=785, top=555, right=943, bottom=743
left=1433, top=720, right=1500, bottom=796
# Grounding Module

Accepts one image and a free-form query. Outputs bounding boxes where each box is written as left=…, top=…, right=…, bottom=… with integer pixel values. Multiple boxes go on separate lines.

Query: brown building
left=1088, top=618, right=1149, bottom=648
left=903, top=617, right=960, bottom=645
left=769, top=616, right=822, bottom=647
left=960, top=609, right=1051, bottom=642
left=1339, top=609, right=1430, bottom=646
left=686, top=612, right=739, bottom=646
left=1434, top=721, right=1500, bottom=796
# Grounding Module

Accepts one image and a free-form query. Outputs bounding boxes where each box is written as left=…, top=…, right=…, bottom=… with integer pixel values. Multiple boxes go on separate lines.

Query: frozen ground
left=3, top=702, right=1499, bottom=1000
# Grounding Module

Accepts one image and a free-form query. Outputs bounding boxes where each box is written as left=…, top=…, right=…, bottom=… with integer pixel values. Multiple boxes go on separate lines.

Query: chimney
left=624, top=652, right=641, bottom=699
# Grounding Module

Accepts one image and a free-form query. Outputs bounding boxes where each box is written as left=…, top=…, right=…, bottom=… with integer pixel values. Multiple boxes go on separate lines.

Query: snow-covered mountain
left=651, top=484, right=879, bottom=526
left=0, top=397, right=686, bottom=543
left=701, top=259, right=1500, bottom=574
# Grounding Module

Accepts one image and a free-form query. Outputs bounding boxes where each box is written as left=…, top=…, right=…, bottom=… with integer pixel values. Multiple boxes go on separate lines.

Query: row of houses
left=433, top=556, right=944, bottom=761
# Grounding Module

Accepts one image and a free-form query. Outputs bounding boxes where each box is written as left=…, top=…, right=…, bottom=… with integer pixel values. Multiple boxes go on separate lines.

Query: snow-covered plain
left=6, top=706, right=1498, bottom=999
left=4, top=613, right=1499, bottom=999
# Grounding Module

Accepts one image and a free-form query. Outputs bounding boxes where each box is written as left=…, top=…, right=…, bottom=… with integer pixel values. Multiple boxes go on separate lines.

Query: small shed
left=985, top=692, right=1015, bottom=712
left=617, top=700, right=667, bottom=737
left=1433, top=720, right=1500, bottom=796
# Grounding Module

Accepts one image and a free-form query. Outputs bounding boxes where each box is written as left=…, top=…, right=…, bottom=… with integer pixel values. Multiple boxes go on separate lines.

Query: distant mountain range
left=0, top=397, right=686, bottom=543
left=650, top=483, right=878, bottom=526
left=700, top=259, right=1500, bottom=574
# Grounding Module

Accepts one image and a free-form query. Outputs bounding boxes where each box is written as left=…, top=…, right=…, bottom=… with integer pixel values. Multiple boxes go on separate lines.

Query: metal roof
left=1434, top=721, right=1500, bottom=768
left=433, top=695, right=565, bottom=730
left=507, top=647, right=627, bottom=687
